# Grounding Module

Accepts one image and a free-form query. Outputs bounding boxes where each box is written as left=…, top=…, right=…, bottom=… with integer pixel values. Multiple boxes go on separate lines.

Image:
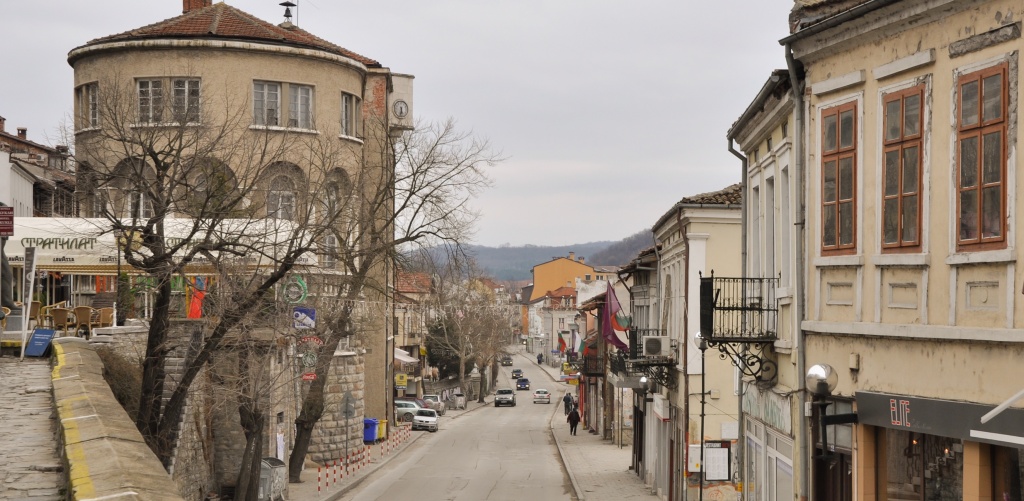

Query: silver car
left=395, top=401, right=422, bottom=422
left=422, top=394, right=446, bottom=415
left=412, top=408, right=439, bottom=432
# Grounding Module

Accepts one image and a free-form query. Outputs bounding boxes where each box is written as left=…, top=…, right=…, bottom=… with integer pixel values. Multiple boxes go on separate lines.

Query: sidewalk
left=529, top=352, right=659, bottom=501
left=288, top=350, right=658, bottom=501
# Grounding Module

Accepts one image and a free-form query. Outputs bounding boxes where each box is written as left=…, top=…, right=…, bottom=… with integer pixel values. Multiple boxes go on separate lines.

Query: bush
left=96, top=347, right=143, bottom=420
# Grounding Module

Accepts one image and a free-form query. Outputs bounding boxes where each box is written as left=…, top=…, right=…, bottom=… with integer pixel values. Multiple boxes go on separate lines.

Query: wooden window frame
left=881, top=84, right=924, bottom=252
left=820, top=101, right=858, bottom=255
left=137, top=79, right=164, bottom=124
left=956, top=63, right=1008, bottom=251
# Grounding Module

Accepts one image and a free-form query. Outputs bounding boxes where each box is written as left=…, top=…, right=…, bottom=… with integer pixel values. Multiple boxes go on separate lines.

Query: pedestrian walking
left=562, top=393, right=573, bottom=415
left=567, top=407, right=581, bottom=435
left=537, top=353, right=543, bottom=364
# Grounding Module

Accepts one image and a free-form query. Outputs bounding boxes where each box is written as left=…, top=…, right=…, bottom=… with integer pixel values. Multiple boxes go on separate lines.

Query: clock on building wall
left=392, top=99, right=409, bottom=119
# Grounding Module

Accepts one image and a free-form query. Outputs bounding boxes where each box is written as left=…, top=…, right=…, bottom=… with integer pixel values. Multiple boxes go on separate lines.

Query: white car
left=532, top=389, right=551, bottom=404
left=412, top=408, right=439, bottom=432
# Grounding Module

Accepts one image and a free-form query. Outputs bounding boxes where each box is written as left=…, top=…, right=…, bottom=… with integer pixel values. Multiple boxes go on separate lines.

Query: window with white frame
left=78, top=83, right=99, bottom=129
left=267, top=175, right=296, bottom=220
left=323, top=233, right=338, bottom=268
left=956, top=63, right=1008, bottom=250
left=882, top=84, right=924, bottom=250
left=130, top=191, right=154, bottom=219
left=172, top=78, right=201, bottom=123
left=289, top=85, right=313, bottom=129
left=745, top=418, right=794, bottom=501
left=820, top=101, right=858, bottom=254
left=254, top=81, right=280, bottom=126
left=341, top=92, right=360, bottom=136
left=137, top=79, right=164, bottom=124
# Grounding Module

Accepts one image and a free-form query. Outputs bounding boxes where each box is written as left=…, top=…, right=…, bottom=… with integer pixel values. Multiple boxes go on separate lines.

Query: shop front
left=856, top=391, right=1024, bottom=500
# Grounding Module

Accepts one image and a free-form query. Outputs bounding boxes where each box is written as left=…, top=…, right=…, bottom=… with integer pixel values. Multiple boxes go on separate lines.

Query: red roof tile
left=397, top=271, right=432, bottom=294
left=80, top=3, right=379, bottom=67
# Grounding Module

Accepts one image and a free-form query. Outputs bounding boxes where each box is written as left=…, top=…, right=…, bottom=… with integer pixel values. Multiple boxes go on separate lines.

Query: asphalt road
left=343, top=363, right=575, bottom=501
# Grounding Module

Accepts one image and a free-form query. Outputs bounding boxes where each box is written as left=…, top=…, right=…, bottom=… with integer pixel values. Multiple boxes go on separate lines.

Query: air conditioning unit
left=642, top=336, right=671, bottom=357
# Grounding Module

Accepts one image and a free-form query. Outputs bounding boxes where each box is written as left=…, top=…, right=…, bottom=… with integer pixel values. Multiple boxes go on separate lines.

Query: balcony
left=581, top=355, right=604, bottom=377
left=699, top=274, right=779, bottom=383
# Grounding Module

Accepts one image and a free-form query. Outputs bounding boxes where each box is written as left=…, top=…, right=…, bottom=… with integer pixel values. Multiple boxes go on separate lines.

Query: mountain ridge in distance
left=465, top=229, right=654, bottom=281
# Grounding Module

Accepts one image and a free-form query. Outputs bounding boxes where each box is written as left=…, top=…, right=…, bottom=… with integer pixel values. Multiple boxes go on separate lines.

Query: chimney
left=183, top=0, right=212, bottom=13
left=0, top=116, right=5, bottom=133
left=579, top=256, right=585, bottom=264
left=568, top=252, right=575, bottom=261
left=17, top=128, right=27, bottom=140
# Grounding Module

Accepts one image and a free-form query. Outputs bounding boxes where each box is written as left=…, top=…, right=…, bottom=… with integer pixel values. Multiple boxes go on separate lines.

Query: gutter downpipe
left=784, top=43, right=809, bottom=501
left=726, top=139, right=747, bottom=501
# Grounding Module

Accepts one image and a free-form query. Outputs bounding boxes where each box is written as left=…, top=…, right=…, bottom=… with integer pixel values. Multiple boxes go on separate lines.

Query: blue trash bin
left=363, top=418, right=378, bottom=443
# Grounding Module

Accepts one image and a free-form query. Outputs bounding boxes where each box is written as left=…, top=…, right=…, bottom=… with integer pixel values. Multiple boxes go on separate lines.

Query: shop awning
left=394, top=348, right=418, bottom=364
left=3, top=217, right=318, bottom=272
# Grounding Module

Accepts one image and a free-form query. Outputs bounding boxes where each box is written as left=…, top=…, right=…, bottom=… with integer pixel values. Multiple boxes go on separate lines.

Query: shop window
left=993, top=445, right=1024, bottom=501
left=878, top=429, right=962, bottom=500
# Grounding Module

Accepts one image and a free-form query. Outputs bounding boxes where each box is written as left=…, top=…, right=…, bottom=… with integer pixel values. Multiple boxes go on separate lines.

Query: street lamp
left=806, top=364, right=856, bottom=500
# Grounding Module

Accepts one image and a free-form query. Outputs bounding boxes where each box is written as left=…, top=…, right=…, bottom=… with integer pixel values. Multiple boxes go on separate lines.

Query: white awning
left=394, top=348, right=418, bottom=364
left=4, top=217, right=318, bottom=271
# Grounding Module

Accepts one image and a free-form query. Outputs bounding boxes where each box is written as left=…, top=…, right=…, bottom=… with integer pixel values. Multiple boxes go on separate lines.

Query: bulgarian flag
left=558, top=331, right=567, bottom=352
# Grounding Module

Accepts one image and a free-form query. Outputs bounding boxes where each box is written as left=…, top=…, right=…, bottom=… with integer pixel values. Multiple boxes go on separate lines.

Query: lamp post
left=697, top=332, right=707, bottom=501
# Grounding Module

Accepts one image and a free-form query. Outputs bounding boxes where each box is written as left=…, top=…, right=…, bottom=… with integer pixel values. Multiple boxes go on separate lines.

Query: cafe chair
left=28, top=301, right=41, bottom=329
left=48, top=308, right=74, bottom=337
left=73, top=306, right=96, bottom=339
left=95, top=307, right=115, bottom=329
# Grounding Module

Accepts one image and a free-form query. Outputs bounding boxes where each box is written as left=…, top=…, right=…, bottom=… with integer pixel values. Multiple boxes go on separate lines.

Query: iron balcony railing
left=700, top=275, right=779, bottom=343
left=582, top=355, right=604, bottom=377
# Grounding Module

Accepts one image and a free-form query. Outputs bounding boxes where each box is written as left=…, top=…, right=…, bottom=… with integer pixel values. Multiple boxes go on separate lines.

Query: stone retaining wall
left=51, top=337, right=185, bottom=500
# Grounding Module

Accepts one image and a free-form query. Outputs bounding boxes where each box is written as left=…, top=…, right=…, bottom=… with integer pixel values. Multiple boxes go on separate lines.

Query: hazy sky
left=3, top=0, right=795, bottom=247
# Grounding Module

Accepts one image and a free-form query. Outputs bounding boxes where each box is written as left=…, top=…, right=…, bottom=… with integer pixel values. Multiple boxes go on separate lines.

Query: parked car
left=395, top=401, right=422, bottom=422
left=511, top=368, right=524, bottom=379
left=412, top=408, right=439, bottom=432
left=500, top=355, right=513, bottom=366
left=495, top=388, right=516, bottom=407
left=395, top=397, right=428, bottom=409
left=516, top=378, right=530, bottom=390
left=422, top=394, right=446, bottom=415
left=532, top=388, right=551, bottom=404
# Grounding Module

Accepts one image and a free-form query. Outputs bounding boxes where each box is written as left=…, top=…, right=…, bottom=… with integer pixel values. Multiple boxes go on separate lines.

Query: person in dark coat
left=562, top=393, right=573, bottom=415
left=567, top=408, right=581, bottom=435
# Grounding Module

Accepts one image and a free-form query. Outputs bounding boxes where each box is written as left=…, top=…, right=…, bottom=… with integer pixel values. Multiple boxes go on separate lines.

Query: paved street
left=0, top=355, right=63, bottom=500
left=289, top=351, right=656, bottom=501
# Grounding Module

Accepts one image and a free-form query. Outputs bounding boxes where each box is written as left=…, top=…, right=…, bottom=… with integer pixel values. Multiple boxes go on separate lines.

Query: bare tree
left=285, top=117, right=498, bottom=482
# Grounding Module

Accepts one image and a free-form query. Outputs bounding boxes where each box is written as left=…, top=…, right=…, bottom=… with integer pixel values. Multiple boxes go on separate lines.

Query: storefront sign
left=857, top=391, right=1024, bottom=447
left=395, top=373, right=408, bottom=390
left=742, top=381, right=792, bottom=434
left=301, top=372, right=316, bottom=381
left=0, top=206, right=13, bottom=237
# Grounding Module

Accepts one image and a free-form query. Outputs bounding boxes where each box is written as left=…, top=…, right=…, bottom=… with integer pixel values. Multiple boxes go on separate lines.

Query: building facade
left=782, top=1, right=1024, bottom=499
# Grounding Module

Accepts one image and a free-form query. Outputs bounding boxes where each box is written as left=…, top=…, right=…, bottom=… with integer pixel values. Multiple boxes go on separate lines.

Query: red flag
left=558, top=332, right=567, bottom=353
left=602, top=282, right=629, bottom=350
left=187, top=276, right=206, bottom=319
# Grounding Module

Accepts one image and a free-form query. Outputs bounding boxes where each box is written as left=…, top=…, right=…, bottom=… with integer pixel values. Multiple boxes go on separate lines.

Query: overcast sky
left=3, top=0, right=795, bottom=247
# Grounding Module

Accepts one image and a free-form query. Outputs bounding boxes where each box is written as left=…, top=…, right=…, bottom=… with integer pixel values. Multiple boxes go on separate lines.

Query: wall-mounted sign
left=293, top=307, right=316, bottom=329
left=395, top=373, right=408, bottom=389
left=301, top=372, right=316, bottom=381
left=282, top=276, right=307, bottom=304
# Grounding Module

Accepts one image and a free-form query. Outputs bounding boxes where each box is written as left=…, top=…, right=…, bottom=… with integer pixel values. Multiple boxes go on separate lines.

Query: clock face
left=393, top=100, right=409, bottom=119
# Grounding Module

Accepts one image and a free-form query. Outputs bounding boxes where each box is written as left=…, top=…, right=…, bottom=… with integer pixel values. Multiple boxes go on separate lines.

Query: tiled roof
left=677, top=183, right=743, bottom=205
left=396, top=271, right=431, bottom=294
left=81, top=3, right=379, bottom=67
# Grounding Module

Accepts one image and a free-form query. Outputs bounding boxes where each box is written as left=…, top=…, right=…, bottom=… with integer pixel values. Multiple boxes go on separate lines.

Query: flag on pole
left=187, top=276, right=206, bottom=319
left=601, top=281, right=629, bottom=350
left=558, top=331, right=567, bottom=353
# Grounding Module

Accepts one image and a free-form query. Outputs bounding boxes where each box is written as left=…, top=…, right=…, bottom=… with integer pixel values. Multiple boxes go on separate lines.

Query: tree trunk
left=235, top=403, right=265, bottom=501
left=136, top=273, right=174, bottom=460
left=477, top=368, right=486, bottom=403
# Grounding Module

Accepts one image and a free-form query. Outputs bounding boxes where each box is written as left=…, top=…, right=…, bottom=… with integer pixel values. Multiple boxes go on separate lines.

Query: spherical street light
left=806, top=363, right=837, bottom=396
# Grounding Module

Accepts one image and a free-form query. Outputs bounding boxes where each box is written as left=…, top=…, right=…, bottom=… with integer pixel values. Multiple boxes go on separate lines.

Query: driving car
left=421, top=394, right=446, bottom=415
left=532, top=388, right=551, bottom=404
left=395, top=401, right=422, bottom=422
left=511, top=368, right=524, bottom=379
left=500, top=355, right=513, bottom=366
left=516, top=378, right=530, bottom=390
left=411, top=408, right=439, bottom=432
left=495, top=388, right=516, bottom=407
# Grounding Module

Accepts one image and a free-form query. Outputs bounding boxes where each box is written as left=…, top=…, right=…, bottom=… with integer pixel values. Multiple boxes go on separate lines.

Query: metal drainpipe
left=727, top=139, right=747, bottom=499
left=785, top=42, right=809, bottom=501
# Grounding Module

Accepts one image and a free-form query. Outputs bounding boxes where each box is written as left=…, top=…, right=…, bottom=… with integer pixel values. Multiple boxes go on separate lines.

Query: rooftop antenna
left=280, top=1, right=297, bottom=25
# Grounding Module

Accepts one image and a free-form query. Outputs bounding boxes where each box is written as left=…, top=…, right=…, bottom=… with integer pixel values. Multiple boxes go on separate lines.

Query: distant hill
left=460, top=230, right=654, bottom=281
